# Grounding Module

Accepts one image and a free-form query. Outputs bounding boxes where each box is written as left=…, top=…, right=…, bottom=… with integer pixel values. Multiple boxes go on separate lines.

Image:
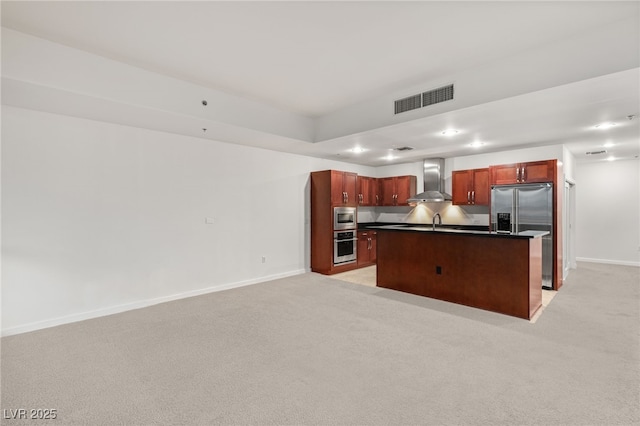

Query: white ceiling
left=2, top=1, right=639, bottom=166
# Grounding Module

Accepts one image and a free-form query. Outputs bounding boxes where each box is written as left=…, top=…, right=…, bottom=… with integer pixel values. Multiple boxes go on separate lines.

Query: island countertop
left=371, top=224, right=549, bottom=239
left=375, top=226, right=544, bottom=319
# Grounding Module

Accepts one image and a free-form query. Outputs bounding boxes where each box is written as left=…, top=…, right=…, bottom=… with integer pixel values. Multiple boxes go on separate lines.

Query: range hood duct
left=407, top=158, right=452, bottom=203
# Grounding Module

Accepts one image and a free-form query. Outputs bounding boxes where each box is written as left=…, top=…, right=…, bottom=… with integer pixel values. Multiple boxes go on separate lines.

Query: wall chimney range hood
left=407, top=158, right=452, bottom=204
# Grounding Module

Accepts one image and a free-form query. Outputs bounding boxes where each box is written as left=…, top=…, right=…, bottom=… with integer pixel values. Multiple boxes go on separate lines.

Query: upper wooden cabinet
left=330, top=170, right=357, bottom=206
left=380, top=175, right=417, bottom=206
left=490, top=160, right=556, bottom=185
left=356, top=176, right=378, bottom=206
left=452, top=168, right=490, bottom=205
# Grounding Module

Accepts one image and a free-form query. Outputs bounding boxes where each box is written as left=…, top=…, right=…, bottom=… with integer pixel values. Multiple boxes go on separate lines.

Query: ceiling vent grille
left=586, top=150, right=607, bottom=155
left=394, top=94, right=422, bottom=114
left=394, top=84, right=455, bottom=115
left=394, top=146, right=414, bottom=151
left=423, top=84, right=454, bottom=107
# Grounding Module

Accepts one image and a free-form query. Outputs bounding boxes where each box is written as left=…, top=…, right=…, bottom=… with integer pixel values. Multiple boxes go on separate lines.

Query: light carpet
left=1, top=262, right=638, bottom=425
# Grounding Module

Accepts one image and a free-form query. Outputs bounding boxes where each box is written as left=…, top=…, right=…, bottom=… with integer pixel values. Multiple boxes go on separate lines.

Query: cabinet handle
left=522, top=166, right=526, bottom=182
left=467, top=191, right=471, bottom=203
left=516, top=167, right=520, bottom=182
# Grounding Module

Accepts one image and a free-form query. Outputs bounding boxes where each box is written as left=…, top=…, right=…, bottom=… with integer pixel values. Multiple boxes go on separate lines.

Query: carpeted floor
left=1, top=262, right=638, bottom=425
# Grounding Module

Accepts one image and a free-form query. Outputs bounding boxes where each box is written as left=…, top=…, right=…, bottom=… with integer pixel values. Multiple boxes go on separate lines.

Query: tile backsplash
left=358, top=204, right=489, bottom=226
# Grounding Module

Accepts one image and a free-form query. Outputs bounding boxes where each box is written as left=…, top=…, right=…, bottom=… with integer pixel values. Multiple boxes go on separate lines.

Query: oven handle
left=334, top=238, right=358, bottom=242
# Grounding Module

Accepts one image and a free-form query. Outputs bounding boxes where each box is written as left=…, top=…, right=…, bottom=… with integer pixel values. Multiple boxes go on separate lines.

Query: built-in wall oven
left=334, top=207, right=356, bottom=230
left=334, top=230, right=357, bottom=265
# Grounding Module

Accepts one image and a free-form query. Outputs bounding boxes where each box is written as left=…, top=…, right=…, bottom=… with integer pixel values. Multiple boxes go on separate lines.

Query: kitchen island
left=375, top=225, right=547, bottom=319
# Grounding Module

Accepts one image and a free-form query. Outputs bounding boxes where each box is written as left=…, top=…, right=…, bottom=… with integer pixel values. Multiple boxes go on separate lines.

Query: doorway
left=564, top=180, right=576, bottom=278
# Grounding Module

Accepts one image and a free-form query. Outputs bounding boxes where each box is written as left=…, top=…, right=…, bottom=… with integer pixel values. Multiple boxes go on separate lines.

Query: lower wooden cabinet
left=357, top=230, right=377, bottom=266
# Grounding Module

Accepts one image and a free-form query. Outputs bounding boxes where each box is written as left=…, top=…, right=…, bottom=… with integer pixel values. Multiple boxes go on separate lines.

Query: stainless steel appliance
left=407, top=158, right=452, bottom=203
left=334, top=207, right=356, bottom=230
left=491, top=183, right=553, bottom=289
left=334, top=230, right=357, bottom=265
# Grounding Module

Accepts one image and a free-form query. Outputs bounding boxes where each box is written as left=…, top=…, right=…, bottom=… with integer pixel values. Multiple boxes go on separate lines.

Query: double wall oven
left=333, top=207, right=357, bottom=265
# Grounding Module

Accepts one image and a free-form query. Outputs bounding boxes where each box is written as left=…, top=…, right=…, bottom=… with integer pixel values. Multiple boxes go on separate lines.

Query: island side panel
left=377, top=230, right=540, bottom=319
left=529, top=237, right=543, bottom=317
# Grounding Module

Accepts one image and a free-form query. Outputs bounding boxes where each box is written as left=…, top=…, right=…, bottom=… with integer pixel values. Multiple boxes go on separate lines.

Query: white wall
left=575, top=159, right=640, bottom=266
left=1, top=106, right=376, bottom=335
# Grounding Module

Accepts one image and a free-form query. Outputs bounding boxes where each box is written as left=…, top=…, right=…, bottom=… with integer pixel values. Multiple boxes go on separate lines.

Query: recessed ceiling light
left=607, top=156, right=616, bottom=161
left=350, top=147, right=366, bottom=153
left=383, top=153, right=396, bottom=161
left=441, top=129, right=459, bottom=136
left=594, top=122, right=616, bottom=130
left=603, top=141, right=614, bottom=148
left=469, top=141, right=485, bottom=148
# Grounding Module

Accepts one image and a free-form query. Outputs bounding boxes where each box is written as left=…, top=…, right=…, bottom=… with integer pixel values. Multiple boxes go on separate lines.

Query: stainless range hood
left=407, top=158, right=452, bottom=204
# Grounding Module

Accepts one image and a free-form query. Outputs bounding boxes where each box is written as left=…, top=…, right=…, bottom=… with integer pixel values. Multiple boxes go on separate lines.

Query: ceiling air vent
left=586, top=150, right=607, bottom=155
left=394, top=94, right=422, bottom=115
left=394, top=84, right=455, bottom=115
left=423, top=84, right=454, bottom=107
left=394, top=146, right=414, bottom=151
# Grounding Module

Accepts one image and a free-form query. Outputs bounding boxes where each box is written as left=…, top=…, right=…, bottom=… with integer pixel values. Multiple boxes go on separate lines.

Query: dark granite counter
left=371, top=224, right=548, bottom=239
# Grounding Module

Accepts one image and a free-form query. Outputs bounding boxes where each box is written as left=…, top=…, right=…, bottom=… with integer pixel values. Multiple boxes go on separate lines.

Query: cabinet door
left=521, top=160, right=555, bottom=183
left=357, top=231, right=370, bottom=266
left=472, top=168, right=490, bottom=205
left=452, top=170, right=472, bottom=205
left=343, top=172, right=358, bottom=206
left=379, top=178, right=397, bottom=206
left=330, top=170, right=346, bottom=205
left=357, top=176, right=373, bottom=206
left=394, top=176, right=417, bottom=206
left=371, top=178, right=381, bottom=206
left=490, top=164, right=519, bottom=185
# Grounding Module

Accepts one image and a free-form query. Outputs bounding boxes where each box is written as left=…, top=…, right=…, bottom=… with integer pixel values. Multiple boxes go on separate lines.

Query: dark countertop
left=358, top=222, right=489, bottom=232
left=370, top=223, right=548, bottom=239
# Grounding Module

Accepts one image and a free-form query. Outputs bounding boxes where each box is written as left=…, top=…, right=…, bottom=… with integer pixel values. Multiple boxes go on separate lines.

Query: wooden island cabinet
left=376, top=227, right=545, bottom=320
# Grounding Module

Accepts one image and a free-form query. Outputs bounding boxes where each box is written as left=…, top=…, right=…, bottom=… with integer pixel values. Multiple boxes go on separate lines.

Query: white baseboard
left=1, top=269, right=306, bottom=337
left=577, top=257, right=640, bottom=267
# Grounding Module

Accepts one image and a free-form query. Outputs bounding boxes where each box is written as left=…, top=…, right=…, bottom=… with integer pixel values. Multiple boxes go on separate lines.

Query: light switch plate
left=205, top=217, right=215, bottom=224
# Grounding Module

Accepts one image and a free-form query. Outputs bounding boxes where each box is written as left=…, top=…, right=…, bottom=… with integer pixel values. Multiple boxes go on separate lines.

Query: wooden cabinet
left=330, top=170, right=357, bottom=206
left=356, top=176, right=378, bottom=206
left=357, top=230, right=377, bottom=266
left=452, top=168, right=489, bottom=205
left=490, top=160, right=555, bottom=185
left=380, top=175, right=417, bottom=206
left=376, top=230, right=543, bottom=319
left=311, top=170, right=359, bottom=275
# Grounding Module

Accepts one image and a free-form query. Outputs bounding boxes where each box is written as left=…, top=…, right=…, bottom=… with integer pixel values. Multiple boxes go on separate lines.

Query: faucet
left=432, top=213, right=442, bottom=231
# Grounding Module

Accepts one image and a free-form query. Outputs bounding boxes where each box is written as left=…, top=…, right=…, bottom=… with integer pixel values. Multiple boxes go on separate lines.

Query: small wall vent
left=394, top=84, right=454, bottom=115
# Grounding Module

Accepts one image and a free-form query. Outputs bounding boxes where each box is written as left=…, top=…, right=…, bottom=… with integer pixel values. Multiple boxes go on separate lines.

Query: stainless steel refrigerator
left=490, top=183, right=553, bottom=289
